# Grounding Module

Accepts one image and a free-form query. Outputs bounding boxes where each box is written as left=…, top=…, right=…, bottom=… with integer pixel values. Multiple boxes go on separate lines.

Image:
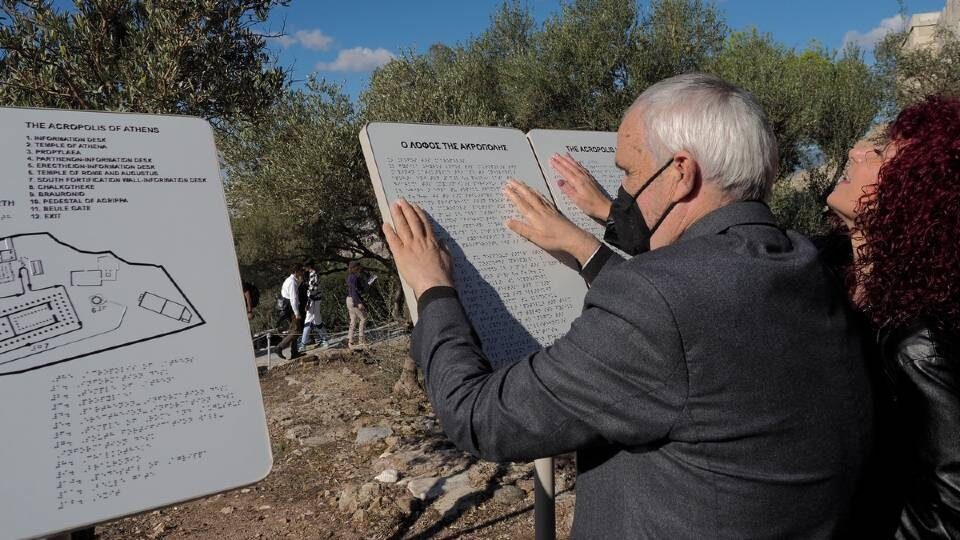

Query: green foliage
left=876, top=27, right=960, bottom=110
left=221, top=79, right=384, bottom=268
left=498, top=0, right=638, bottom=131
left=221, top=79, right=404, bottom=331
left=0, top=0, right=289, bottom=126
left=361, top=45, right=503, bottom=126
left=768, top=177, right=833, bottom=237
left=631, top=0, right=727, bottom=86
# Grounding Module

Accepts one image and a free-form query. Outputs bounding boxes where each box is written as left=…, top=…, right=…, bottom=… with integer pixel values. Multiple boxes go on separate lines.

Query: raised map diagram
left=0, top=233, right=204, bottom=375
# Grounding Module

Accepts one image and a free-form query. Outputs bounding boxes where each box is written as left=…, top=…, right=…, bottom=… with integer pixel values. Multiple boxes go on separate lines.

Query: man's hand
left=382, top=199, right=454, bottom=299
left=503, top=180, right=601, bottom=267
left=551, top=153, right=613, bottom=222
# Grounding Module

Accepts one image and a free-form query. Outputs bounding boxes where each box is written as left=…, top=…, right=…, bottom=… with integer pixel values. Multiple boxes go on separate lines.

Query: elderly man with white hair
left=382, top=73, right=872, bottom=538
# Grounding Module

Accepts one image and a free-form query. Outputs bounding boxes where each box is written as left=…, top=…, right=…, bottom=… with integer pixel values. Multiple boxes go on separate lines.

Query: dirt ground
left=94, top=337, right=577, bottom=539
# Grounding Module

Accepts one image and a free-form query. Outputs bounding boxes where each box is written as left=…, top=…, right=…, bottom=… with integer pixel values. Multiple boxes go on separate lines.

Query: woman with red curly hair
left=827, top=95, right=960, bottom=538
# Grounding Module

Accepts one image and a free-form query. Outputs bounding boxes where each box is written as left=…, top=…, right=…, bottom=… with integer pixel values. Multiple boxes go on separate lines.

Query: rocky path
left=96, top=337, right=577, bottom=539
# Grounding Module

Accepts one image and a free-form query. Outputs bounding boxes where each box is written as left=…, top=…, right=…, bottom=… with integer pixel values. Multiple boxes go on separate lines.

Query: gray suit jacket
left=411, top=201, right=873, bottom=538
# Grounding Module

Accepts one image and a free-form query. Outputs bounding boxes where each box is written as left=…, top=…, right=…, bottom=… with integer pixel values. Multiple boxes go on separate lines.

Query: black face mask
left=603, top=158, right=675, bottom=256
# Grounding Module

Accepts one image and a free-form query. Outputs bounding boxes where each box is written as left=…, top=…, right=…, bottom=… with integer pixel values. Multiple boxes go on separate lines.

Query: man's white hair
left=627, top=73, right=778, bottom=201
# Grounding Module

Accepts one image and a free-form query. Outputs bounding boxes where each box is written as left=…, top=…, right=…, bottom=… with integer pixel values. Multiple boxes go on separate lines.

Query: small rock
left=285, top=424, right=311, bottom=441
left=516, top=478, right=534, bottom=493
left=256, top=505, right=272, bottom=511
left=407, top=477, right=438, bottom=500
left=285, top=376, right=301, bottom=386
left=338, top=485, right=358, bottom=513
left=240, top=488, right=251, bottom=494
left=301, top=433, right=335, bottom=447
left=375, top=469, right=399, bottom=483
left=220, top=506, right=234, bottom=514
left=396, top=494, right=418, bottom=515
left=342, top=368, right=352, bottom=375
left=357, top=482, right=381, bottom=505
left=493, top=485, right=525, bottom=505
left=146, top=523, right=165, bottom=539
left=355, top=426, right=393, bottom=446
left=431, top=472, right=481, bottom=515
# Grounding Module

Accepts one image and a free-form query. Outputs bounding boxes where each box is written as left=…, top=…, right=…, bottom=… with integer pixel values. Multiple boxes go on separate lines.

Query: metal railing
left=253, top=321, right=409, bottom=370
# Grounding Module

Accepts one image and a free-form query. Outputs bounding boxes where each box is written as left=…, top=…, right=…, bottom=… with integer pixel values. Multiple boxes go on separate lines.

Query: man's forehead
left=617, top=112, right=646, bottom=159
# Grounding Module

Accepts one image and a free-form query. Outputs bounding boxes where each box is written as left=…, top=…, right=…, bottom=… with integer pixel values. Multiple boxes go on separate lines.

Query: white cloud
left=316, top=47, right=396, bottom=72
left=842, top=14, right=907, bottom=50
left=275, top=29, right=334, bottom=51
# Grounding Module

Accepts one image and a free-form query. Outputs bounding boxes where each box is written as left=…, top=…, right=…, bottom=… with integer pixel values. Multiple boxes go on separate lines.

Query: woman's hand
left=550, top=153, right=613, bottom=222
left=382, top=199, right=454, bottom=299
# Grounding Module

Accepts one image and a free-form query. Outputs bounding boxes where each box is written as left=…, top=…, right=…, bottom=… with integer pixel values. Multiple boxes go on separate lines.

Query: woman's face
left=827, top=140, right=898, bottom=224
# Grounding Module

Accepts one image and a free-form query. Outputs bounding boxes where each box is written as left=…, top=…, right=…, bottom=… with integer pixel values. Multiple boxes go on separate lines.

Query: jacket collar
left=677, top=200, right=779, bottom=243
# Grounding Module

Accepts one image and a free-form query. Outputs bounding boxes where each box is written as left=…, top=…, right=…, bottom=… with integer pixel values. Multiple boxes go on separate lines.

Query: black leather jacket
left=880, top=322, right=960, bottom=539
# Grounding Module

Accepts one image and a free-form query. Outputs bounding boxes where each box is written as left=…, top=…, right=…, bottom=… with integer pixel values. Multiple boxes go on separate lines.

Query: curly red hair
left=854, top=95, right=960, bottom=335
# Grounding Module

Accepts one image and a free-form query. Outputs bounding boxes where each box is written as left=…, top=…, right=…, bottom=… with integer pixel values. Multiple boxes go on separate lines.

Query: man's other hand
left=382, top=199, right=454, bottom=299
left=551, top=153, right=613, bottom=222
left=503, top=180, right=600, bottom=267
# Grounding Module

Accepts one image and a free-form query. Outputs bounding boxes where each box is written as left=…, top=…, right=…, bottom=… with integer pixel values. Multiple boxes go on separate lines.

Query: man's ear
left=670, top=151, right=701, bottom=202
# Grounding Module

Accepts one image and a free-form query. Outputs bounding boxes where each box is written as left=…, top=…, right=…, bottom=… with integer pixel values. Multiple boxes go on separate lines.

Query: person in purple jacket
left=345, top=261, right=367, bottom=348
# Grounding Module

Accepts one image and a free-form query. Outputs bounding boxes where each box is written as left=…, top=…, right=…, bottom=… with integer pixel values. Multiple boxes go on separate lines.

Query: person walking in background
left=300, top=260, right=329, bottom=350
left=276, top=264, right=305, bottom=360
left=345, top=260, right=368, bottom=348
left=826, top=95, right=959, bottom=538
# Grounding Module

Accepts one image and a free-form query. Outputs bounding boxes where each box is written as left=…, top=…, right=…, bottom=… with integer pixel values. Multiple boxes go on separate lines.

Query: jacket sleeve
left=410, top=263, right=688, bottom=463
left=894, top=347, right=960, bottom=539
left=580, top=244, right=625, bottom=287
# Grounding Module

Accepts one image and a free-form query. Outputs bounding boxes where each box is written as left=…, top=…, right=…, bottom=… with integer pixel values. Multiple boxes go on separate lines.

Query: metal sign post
left=534, top=456, right=556, bottom=540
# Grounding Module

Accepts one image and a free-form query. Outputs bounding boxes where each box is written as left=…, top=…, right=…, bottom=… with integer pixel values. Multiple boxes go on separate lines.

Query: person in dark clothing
left=826, top=95, right=960, bottom=539
left=345, top=260, right=367, bottom=348
left=381, top=73, right=872, bottom=538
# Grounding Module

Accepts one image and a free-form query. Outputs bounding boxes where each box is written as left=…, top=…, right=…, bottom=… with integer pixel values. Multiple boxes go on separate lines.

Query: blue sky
left=264, top=0, right=948, bottom=99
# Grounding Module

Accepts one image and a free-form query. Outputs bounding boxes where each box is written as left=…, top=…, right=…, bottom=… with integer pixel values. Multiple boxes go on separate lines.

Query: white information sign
left=0, top=108, right=272, bottom=539
left=360, top=123, right=589, bottom=368
left=526, top=129, right=622, bottom=250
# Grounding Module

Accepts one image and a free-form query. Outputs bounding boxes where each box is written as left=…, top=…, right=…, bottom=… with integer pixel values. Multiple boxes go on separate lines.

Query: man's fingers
left=410, top=203, right=435, bottom=243
left=390, top=201, right=413, bottom=243
left=397, top=199, right=425, bottom=240
left=504, top=180, right=536, bottom=215
left=509, top=180, right=552, bottom=209
left=505, top=218, right=534, bottom=241
left=382, top=222, right=402, bottom=252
